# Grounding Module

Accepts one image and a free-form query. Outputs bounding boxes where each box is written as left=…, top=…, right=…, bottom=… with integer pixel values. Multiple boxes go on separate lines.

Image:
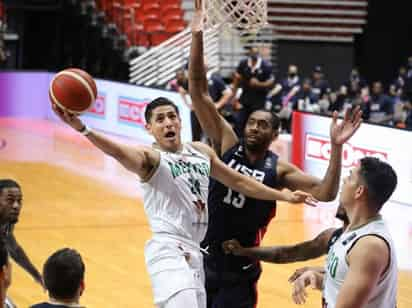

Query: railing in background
left=268, top=0, right=368, bottom=42
left=129, top=27, right=219, bottom=87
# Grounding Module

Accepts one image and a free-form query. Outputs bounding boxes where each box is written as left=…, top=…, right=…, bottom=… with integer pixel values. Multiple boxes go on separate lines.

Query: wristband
left=79, top=125, right=91, bottom=136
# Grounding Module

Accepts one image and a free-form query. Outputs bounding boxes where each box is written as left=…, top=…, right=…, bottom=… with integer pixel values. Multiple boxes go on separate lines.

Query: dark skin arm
left=277, top=108, right=362, bottom=201
left=222, top=228, right=336, bottom=263
left=5, top=231, right=43, bottom=286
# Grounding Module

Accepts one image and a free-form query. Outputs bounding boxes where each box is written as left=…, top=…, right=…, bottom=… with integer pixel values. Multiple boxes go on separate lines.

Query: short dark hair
left=248, top=109, right=280, bottom=132
left=43, top=248, right=85, bottom=300
left=0, top=179, right=20, bottom=194
left=0, top=240, right=8, bottom=268
left=358, top=157, right=397, bottom=211
left=144, top=97, right=179, bottom=123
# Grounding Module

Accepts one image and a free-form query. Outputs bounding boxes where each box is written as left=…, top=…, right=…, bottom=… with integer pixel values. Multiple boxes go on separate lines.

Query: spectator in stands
left=203, top=59, right=233, bottom=126
left=390, top=66, right=407, bottom=100
left=204, top=59, right=233, bottom=114
left=232, top=46, right=275, bottom=136
left=269, top=64, right=301, bottom=132
left=345, top=67, right=367, bottom=91
left=404, top=101, right=412, bottom=130
left=166, top=69, right=203, bottom=141
left=310, top=65, right=331, bottom=101
left=292, top=78, right=318, bottom=112
left=0, top=239, right=12, bottom=308
left=363, top=81, right=394, bottom=125
left=404, top=57, right=412, bottom=101
left=329, top=85, right=353, bottom=115
left=30, top=248, right=85, bottom=308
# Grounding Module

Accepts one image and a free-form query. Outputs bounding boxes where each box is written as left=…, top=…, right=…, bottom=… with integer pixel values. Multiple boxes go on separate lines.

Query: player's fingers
left=304, top=196, right=318, bottom=207
left=343, top=106, right=351, bottom=123
left=310, top=274, right=317, bottom=289
left=288, top=271, right=300, bottom=283
left=304, top=199, right=317, bottom=207
left=195, top=0, right=202, bottom=10
left=222, top=243, right=231, bottom=254
left=293, top=280, right=307, bottom=305
left=351, top=105, right=361, bottom=122
left=332, top=110, right=338, bottom=125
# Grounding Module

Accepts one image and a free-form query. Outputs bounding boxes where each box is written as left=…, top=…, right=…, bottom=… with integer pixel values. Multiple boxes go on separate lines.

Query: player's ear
left=145, top=123, right=152, bottom=134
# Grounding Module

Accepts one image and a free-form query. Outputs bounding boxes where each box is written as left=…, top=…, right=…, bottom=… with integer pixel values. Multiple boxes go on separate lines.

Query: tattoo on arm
left=246, top=229, right=333, bottom=263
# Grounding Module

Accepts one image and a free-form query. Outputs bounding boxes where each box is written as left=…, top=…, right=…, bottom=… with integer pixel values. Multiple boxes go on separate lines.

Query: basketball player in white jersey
left=291, top=157, right=398, bottom=308
left=51, top=98, right=316, bottom=308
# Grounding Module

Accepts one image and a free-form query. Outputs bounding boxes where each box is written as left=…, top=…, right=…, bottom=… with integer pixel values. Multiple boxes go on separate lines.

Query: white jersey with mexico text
left=323, top=217, right=397, bottom=308
left=141, top=143, right=211, bottom=245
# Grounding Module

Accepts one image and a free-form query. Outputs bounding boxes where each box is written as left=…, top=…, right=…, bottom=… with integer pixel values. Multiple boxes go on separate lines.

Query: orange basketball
left=49, top=68, right=97, bottom=114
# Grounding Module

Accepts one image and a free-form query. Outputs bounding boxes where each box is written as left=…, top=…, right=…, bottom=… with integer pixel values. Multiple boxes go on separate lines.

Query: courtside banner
left=292, top=111, right=412, bottom=207
left=0, top=72, right=192, bottom=143
left=81, top=79, right=192, bottom=143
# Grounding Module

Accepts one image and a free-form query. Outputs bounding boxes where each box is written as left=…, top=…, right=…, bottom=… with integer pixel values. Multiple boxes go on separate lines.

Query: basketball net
left=202, top=0, right=268, bottom=37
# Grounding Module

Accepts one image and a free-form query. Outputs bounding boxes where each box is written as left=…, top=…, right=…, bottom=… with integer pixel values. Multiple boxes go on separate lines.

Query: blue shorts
left=204, top=255, right=261, bottom=308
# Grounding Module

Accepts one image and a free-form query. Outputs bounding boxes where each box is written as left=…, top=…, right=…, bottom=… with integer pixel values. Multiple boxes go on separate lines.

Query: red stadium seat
left=162, top=7, right=183, bottom=19
left=144, top=18, right=164, bottom=32
left=162, top=11, right=183, bottom=26
left=141, top=1, right=160, bottom=11
left=162, top=0, right=181, bottom=7
left=143, top=7, right=160, bottom=18
left=165, top=19, right=186, bottom=33
left=161, top=2, right=181, bottom=12
left=150, top=31, right=171, bottom=45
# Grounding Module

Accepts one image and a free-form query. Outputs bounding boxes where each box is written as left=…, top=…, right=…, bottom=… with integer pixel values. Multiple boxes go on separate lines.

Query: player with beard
left=0, top=179, right=43, bottom=288
left=188, top=1, right=362, bottom=307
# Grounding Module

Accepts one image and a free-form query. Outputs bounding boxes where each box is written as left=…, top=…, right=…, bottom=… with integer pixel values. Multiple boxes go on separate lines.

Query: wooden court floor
left=1, top=118, right=411, bottom=307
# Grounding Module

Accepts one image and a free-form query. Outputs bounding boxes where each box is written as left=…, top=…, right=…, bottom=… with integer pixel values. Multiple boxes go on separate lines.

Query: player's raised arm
left=52, top=104, right=159, bottom=180
left=279, top=107, right=362, bottom=201
left=222, top=228, right=335, bottom=263
left=189, top=0, right=238, bottom=155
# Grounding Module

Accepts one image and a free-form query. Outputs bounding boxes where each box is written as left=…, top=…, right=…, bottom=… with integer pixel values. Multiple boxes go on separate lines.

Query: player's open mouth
left=165, top=131, right=176, bottom=139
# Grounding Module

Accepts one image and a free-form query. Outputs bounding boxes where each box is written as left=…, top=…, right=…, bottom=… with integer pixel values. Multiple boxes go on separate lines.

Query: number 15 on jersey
left=223, top=188, right=246, bottom=208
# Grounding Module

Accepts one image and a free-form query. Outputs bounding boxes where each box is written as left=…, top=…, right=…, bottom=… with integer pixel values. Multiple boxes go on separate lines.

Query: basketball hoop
left=203, top=0, right=268, bottom=35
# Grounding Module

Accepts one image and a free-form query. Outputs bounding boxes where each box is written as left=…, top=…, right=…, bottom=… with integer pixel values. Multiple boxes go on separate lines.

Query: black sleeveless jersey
left=201, top=142, right=278, bottom=272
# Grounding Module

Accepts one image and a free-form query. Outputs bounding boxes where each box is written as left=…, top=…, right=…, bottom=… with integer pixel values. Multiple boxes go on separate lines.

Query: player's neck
left=245, top=147, right=267, bottom=164
left=152, top=142, right=183, bottom=153
left=347, top=206, right=381, bottom=231
left=49, top=296, right=81, bottom=307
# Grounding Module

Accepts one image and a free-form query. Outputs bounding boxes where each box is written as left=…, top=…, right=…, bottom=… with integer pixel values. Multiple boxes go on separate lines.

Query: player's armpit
left=335, top=236, right=389, bottom=308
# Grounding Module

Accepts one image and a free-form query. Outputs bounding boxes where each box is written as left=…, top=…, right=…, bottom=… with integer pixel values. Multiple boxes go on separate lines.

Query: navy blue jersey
left=202, top=142, right=278, bottom=273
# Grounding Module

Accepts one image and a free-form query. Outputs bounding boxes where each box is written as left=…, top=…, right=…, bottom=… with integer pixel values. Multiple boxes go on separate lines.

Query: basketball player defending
left=291, top=157, right=398, bottom=308
left=222, top=204, right=348, bottom=267
left=0, top=180, right=43, bottom=289
left=52, top=99, right=315, bottom=308
left=189, top=1, right=362, bottom=307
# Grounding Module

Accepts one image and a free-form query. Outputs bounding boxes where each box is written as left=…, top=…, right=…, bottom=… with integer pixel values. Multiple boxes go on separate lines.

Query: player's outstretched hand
left=192, top=0, right=204, bottom=32
left=52, top=103, right=85, bottom=132
left=291, top=270, right=322, bottom=305
left=222, top=239, right=245, bottom=256
left=284, top=190, right=318, bottom=207
left=330, top=105, right=362, bottom=145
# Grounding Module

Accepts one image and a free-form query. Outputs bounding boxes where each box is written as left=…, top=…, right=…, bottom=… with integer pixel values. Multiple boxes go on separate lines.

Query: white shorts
left=144, top=235, right=205, bottom=305
left=157, top=288, right=206, bottom=308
